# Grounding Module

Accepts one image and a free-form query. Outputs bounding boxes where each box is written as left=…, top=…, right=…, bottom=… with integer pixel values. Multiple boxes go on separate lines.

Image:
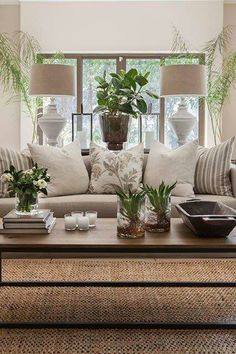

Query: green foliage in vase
left=171, top=26, right=236, bottom=145
left=116, top=189, right=145, bottom=222
left=1, top=164, right=50, bottom=197
left=94, top=69, right=159, bottom=117
left=143, top=182, right=176, bottom=214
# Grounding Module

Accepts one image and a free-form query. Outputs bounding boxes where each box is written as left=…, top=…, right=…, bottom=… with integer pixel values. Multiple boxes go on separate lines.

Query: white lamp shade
left=29, top=64, right=75, bottom=97
left=160, top=64, right=207, bottom=97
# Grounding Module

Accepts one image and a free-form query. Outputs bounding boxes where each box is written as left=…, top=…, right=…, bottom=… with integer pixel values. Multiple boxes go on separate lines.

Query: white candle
left=145, top=131, right=155, bottom=149
left=85, top=211, right=97, bottom=228
left=71, top=211, right=84, bottom=226
left=77, top=215, right=89, bottom=231
left=77, top=131, right=87, bottom=149
left=64, top=214, right=77, bottom=231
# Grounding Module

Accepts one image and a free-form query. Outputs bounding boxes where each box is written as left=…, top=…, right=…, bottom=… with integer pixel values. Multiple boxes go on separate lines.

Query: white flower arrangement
left=33, top=179, right=48, bottom=189
left=1, top=173, right=14, bottom=183
left=2, top=163, right=50, bottom=196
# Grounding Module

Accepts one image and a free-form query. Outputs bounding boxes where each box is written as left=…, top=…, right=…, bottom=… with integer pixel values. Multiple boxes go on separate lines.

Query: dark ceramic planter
left=99, top=113, right=130, bottom=150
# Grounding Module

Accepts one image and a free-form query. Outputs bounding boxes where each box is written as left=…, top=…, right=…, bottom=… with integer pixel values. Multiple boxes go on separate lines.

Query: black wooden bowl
left=176, top=201, right=236, bottom=238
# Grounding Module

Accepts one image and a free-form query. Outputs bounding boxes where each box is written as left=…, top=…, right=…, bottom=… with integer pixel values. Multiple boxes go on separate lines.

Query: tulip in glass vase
left=116, top=189, right=145, bottom=239
left=1, top=164, right=50, bottom=215
left=144, top=182, right=176, bottom=233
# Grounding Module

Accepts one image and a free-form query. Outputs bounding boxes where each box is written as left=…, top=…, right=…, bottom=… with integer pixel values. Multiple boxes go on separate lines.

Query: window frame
left=38, top=53, right=205, bottom=146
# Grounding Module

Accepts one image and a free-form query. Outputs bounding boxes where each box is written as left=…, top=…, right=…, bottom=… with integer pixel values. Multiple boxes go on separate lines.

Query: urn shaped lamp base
left=38, top=97, right=66, bottom=147
left=169, top=97, right=196, bottom=147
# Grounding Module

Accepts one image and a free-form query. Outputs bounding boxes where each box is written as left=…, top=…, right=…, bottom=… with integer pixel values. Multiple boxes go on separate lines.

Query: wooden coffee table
left=1, top=218, right=236, bottom=329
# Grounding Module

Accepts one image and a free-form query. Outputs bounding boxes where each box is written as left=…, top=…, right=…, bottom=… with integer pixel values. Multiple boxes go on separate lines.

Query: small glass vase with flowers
left=1, top=164, right=50, bottom=215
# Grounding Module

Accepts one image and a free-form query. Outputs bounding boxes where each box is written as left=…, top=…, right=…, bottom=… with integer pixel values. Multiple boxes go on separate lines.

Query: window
left=83, top=58, right=117, bottom=146
left=39, top=54, right=205, bottom=150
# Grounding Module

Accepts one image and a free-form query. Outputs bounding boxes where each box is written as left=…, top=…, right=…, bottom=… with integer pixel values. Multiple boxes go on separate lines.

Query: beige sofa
left=1, top=155, right=236, bottom=218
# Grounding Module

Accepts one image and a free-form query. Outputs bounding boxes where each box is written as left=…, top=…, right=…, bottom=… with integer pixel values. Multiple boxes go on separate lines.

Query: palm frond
left=170, top=26, right=236, bottom=145
left=0, top=31, right=41, bottom=142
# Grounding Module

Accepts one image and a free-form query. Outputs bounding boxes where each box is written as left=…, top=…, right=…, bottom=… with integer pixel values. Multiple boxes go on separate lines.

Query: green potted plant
left=143, top=182, right=176, bottom=232
left=94, top=69, right=159, bottom=150
left=1, top=164, right=50, bottom=215
left=116, top=189, right=145, bottom=239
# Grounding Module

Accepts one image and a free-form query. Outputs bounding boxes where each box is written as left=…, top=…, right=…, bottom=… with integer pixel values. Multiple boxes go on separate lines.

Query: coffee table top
left=0, top=218, right=236, bottom=253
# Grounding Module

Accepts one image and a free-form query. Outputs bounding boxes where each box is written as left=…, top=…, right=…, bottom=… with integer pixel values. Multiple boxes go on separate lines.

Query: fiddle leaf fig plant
left=94, top=69, right=159, bottom=118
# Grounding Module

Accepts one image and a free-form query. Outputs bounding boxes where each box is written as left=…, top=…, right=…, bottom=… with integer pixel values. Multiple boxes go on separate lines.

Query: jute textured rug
left=1, top=259, right=236, bottom=353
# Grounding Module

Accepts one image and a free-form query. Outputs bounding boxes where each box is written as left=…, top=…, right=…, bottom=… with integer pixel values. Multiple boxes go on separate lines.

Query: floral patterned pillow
left=89, top=142, right=144, bottom=194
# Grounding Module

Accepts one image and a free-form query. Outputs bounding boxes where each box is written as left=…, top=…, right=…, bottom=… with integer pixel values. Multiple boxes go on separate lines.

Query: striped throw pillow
left=194, top=137, right=235, bottom=196
left=0, top=147, right=33, bottom=198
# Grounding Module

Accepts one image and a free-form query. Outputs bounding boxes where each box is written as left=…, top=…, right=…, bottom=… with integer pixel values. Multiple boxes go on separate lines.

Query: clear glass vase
left=145, top=196, right=171, bottom=233
left=15, top=191, right=39, bottom=216
left=117, top=196, right=145, bottom=239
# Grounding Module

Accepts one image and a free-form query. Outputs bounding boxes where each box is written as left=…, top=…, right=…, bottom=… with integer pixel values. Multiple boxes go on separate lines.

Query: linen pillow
left=89, top=142, right=144, bottom=194
left=28, top=140, right=89, bottom=197
left=0, top=147, right=33, bottom=198
left=144, top=141, right=198, bottom=197
left=194, top=137, right=235, bottom=196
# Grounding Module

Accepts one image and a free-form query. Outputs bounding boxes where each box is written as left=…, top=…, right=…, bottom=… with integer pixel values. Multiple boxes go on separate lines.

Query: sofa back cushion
left=28, top=140, right=89, bottom=197
left=143, top=141, right=198, bottom=197
left=89, top=142, right=144, bottom=194
left=194, top=137, right=235, bottom=196
left=83, top=152, right=148, bottom=177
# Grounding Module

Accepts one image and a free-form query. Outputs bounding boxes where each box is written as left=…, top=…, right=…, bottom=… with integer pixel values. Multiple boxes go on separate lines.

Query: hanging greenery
left=171, top=26, right=236, bottom=145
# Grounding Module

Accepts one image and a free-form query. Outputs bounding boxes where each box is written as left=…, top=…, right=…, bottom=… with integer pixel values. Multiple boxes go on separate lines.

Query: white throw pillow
left=89, top=142, right=144, bottom=194
left=144, top=141, right=198, bottom=197
left=28, top=140, right=89, bottom=197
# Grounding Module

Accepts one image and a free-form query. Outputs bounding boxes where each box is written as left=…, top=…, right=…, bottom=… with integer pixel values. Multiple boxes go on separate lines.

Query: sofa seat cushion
left=0, top=194, right=118, bottom=218
left=0, top=194, right=236, bottom=219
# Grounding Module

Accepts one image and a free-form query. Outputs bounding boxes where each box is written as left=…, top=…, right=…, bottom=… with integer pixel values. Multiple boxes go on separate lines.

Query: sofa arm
left=230, top=165, right=236, bottom=197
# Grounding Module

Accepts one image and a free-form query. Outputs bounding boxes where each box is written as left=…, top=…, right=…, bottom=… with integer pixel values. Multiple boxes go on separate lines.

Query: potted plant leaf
left=143, top=182, right=176, bottom=232
left=116, top=188, right=145, bottom=239
left=94, top=69, right=159, bottom=150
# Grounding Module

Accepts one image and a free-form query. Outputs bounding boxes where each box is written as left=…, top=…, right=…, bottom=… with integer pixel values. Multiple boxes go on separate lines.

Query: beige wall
left=223, top=4, right=236, bottom=158
left=0, top=1, right=226, bottom=150
left=20, top=1, right=223, bottom=52
left=19, top=0, right=223, bottom=148
left=0, top=5, right=20, bottom=150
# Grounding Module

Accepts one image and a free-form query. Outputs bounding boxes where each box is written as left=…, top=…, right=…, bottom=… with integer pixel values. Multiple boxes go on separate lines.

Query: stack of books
left=0, top=209, right=56, bottom=234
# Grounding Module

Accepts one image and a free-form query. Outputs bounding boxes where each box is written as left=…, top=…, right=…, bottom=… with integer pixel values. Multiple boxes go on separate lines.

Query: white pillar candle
left=85, top=211, right=97, bottom=228
left=77, top=215, right=89, bottom=231
left=145, top=131, right=155, bottom=149
left=71, top=211, right=84, bottom=226
left=64, top=214, right=77, bottom=231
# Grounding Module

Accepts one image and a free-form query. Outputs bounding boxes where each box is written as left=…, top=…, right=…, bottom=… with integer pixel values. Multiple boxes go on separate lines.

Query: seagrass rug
left=1, top=259, right=236, bottom=354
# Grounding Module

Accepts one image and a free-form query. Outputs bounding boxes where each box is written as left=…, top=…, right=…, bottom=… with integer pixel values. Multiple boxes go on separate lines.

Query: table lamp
left=29, top=64, right=75, bottom=146
left=160, top=64, right=206, bottom=146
